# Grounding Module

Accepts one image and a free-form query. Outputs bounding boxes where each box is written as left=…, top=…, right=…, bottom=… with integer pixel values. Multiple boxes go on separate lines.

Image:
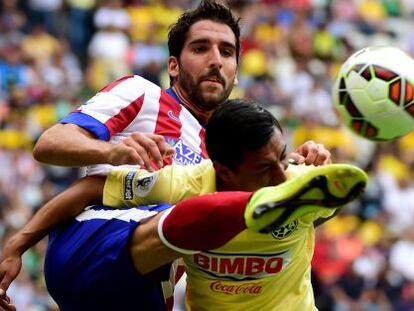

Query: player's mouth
left=203, top=79, right=222, bottom=85
left=200, top=74, right=225, bottom=87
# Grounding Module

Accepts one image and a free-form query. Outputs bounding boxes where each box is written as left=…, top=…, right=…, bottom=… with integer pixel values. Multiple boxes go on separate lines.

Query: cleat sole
left=245, top=164, right=368, bottom=233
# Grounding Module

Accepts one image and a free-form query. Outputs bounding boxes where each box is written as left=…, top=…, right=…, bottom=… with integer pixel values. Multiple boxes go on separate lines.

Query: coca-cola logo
left=209, top=281, right=263, bottom=295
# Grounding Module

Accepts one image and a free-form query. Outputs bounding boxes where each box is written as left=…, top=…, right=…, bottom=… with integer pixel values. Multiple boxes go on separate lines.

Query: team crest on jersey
left=167, top=110, right=180, bottom=123
left=271, top=220, right=298, bottom=240
left=165, top=138, right=204, bottom=165
left=134, top=173, right=158, bottom=197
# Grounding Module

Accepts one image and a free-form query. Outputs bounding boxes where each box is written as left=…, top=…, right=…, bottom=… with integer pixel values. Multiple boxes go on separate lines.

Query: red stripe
left=155, top=90, right=183, bottom=140
left=165, top=297, right=173, bottom=311
left=175, top=265, right=186, bottom=284
left=164, top=157, right=173, bottom=166
left=99, top=75, right=135, bottom=93
left=105, top=94, right=144, bottom=136
left=199, top=128, right=208, bottom=158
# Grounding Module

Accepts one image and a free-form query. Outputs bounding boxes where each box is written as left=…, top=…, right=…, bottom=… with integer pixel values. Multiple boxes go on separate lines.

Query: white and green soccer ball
left=333, top=46, right=414, bottom=141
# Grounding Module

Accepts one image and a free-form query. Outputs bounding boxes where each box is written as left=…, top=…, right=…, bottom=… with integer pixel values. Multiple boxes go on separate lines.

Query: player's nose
left=208, top=47, right=223, bottom=68
left=271, top=164, right=287, bottom=186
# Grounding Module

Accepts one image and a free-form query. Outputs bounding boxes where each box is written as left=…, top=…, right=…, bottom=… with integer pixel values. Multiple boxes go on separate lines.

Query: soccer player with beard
left=32, top=0, right=240, bottom=175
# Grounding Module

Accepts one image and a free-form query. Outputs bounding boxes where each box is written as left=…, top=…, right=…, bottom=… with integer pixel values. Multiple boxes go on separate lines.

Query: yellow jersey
left=103, top=161, right=335, bottom=310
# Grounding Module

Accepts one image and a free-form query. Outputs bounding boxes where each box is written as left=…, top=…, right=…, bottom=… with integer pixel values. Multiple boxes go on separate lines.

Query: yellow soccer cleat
left=245, top=164, right=368, bottom=233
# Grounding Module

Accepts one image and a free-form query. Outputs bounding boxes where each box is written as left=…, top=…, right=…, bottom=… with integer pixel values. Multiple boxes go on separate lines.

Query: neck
left=215, top=175, right=225, bottom=192
left=172, top=86, right=212, bottom=124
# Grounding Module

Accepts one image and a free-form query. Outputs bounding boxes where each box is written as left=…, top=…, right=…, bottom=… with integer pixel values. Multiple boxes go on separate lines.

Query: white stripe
left=124, top=80, right=161, bottom=134
left=157, top=208, right=198, bottom=255
left=179, top=107, right=202, bottom=154
left=80, top=76, right=150, bottom=124
left=76, top=207, right=158, bottom=223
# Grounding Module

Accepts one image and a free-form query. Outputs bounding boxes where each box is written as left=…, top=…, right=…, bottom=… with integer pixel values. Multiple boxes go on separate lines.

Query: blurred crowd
left=1, top=0, right=414, bottom=310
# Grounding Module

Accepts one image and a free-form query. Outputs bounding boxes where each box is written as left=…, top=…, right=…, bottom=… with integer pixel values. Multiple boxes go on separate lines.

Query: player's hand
left=0, top=290, right=16, bottom=311
left=107, top=133, right=175, bottom=172
left=0, top=248, right=22, bottom=293
left=288, top=140, right=331, bottom=166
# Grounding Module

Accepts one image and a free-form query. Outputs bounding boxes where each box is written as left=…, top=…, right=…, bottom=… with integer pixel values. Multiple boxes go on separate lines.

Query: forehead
left=185, top=20, right=236, bottom=46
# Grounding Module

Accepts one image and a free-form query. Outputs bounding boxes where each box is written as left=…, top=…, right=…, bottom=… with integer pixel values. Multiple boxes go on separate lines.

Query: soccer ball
left=333, top=46, right=414, bottom=141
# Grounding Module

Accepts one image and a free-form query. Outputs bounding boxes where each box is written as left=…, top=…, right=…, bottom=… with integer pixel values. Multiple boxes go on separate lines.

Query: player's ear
left=213, top=162, right=234, bottom=185
left=234, top=76, right=239, bottom=86
left=168, top=56, right=179, bottom=79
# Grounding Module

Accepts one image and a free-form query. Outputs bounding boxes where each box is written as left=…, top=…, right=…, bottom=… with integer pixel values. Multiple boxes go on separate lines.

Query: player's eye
left=221, top=49, right=234, bottom=57
left=259, top=165, right=273, bottom=174
left=193, top=46, right=207, bottom=53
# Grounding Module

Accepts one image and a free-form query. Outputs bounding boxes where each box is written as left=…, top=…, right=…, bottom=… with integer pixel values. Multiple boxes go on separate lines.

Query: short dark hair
left=206, top=99, right=283, bottom=169
left=168, top=0, right=241, bottom=62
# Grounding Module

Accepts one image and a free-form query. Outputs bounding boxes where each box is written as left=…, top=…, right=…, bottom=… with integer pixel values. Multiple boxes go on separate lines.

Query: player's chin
left=200, top=83, right=224, bottom=96
left=201, top=91, right=227, bottom=109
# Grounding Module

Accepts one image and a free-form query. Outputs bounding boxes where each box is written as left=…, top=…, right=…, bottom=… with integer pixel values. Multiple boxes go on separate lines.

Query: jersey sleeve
left=60, top=75, right=155, bottom=140
left=102, top=160, right=216, bottom=207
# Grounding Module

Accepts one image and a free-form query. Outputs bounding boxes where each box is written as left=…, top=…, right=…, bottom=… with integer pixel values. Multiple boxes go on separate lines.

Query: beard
left=177, top=67, right=233, bottom=111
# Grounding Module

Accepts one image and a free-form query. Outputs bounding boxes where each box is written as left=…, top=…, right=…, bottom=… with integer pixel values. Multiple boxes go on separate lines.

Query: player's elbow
left=33, top=134, right=53, bottom=163
left=33, top=125, right=62, bottom=163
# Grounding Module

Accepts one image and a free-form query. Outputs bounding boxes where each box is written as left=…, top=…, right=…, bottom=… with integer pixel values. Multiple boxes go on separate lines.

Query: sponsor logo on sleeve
left=135, top=173, right=158, bottom=197
left=124, top=171, right=136, bottom=200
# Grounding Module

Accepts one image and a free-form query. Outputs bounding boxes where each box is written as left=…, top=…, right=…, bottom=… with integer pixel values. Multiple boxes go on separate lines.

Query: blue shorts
left=44, top=204, right=172, bottom=311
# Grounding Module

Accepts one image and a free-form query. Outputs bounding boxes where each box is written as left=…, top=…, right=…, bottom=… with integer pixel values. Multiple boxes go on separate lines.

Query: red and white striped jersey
left=60, top=75, right=208, bottom=175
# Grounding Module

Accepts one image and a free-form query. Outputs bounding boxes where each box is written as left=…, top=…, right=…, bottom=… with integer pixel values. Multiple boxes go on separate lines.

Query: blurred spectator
left=66, top=0, right=96, bottom=65
left=86, top=0, right=131, bottom=90
left=313, top=23, right=338, bottom=61
left=331, top=267, right=365, bottom=310
left=26, top=0, right=64, bottom=36
left=128, top=36, right=168, bottom=85
left=354, top=244, right=387, bottom=284
left=21, top=24, right=60, bottom=65
left=382, top=173, right=414, bottom=235
left=288, top=11, right=313, bottom=61
left=38, top=39, right=82, bottom=98
left=389, top=227, right=414, bottom=282
left=0, top=44, right=32, bottom=93
left=395, top=282, right=414, bottom=311
left=0, top=0, right=26, bottom=49
left=291, top=78, right=338, bottom=126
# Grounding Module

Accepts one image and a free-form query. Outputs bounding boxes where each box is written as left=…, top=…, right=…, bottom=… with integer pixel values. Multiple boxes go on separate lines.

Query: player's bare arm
left=33, top=123, right=174, bottom=171
left=129, top=212, right=181, bottom=274
left=0, top=176, right=105, bottom=291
